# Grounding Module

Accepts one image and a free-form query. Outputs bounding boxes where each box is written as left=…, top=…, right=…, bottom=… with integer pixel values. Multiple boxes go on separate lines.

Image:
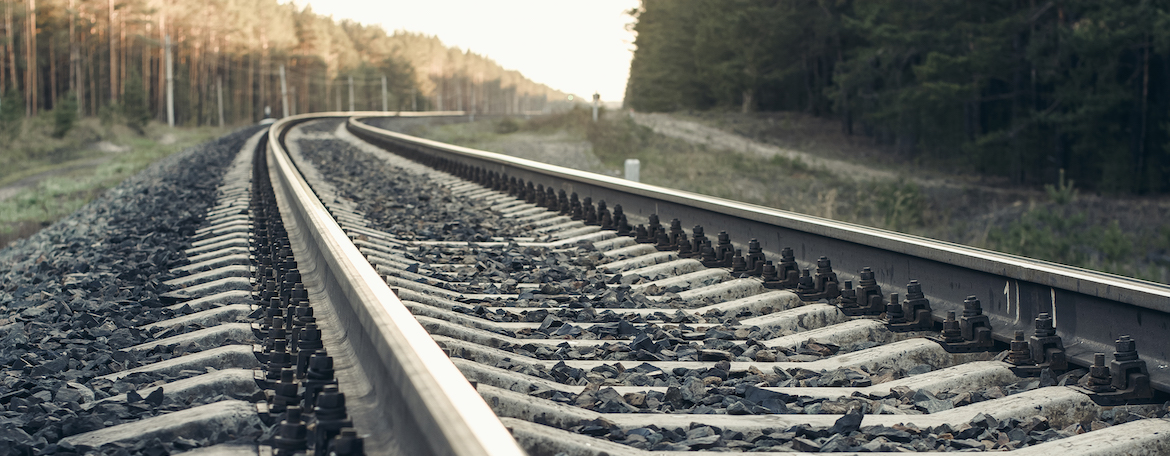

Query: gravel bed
left=297, top=122, right=1170, bottom=453
left=509, top=361, right=1081, bottom=415
left=294, top=138, right=531, bottom=241
left=0, top=126, right=266, bottom=455
left=297, top=118, right=345, bottom=134
left=573, top=402, right=1169, bottom=452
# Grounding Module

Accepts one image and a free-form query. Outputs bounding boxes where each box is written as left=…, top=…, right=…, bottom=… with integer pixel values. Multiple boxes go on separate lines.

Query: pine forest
left=0, top=0, right=566, bottom=128
left=625, top=0, right=1170, bottom=194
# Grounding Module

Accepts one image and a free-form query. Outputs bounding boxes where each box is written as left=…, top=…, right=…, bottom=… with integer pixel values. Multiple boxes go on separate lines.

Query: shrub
left=0, top=91, right=22, bottom=136
left=123, top=72, right=150, bottom=134
left=495, top=117, right=520, bottom=134
left=53, top=92, right=78, bottom=138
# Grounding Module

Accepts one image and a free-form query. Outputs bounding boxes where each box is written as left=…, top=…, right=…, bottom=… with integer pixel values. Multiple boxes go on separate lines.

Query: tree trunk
left=740, top=88, right=753, bottom=113
left=88, top=39, right=95, bottom=115
left=259, top=31, right=268, bottom=118
left=119, top=11, right=125, bottom=100
left=48, top=36, right=54, bottom=108
left=245, top=52, right=253, bottom=121
left=26, top=0, right=36, bottom=115
left=76, top=19, right=84, bottom=115
left=108, top=0, right=115, bottom=103
left=68, top=0, right=74, bottom=94
left=302, top=59, right=310, bottom=113
left=1134, top=39, right=1150, bottom=193
left=1, top=0, right=8, bottom=94
left=143, top=23, right=150, bottom=114
left=157, top=13, right=165, bottom=119
left=5, top=0, right=16, bottom=94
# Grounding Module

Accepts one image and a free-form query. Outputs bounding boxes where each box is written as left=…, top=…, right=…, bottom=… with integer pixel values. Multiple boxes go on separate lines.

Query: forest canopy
left=624, top=0, right=1170, bottom=194
left=1, top=0, right=565, bottom=127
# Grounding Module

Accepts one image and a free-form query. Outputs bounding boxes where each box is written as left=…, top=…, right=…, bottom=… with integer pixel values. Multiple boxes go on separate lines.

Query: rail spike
left=1072, top=335, right=1155, bottom=405
left=885, top=280, right=933, bottom=331
left=796, top=256, right=841, bottom=301
left=930, top=295, right=995, bottom=352
left=835, top=267, right=885, bottom=315
left=1007, top=312, right=1068, bottom=376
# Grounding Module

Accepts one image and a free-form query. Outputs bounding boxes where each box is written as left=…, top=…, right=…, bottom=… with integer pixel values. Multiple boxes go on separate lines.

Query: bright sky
left=294, top=0, right=640, bottom=103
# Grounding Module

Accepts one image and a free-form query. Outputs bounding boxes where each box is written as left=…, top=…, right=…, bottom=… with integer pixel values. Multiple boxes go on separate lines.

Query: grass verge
left=409, top=108, right=1170, bottom=284
left=0, top=117, right=227, bottom=247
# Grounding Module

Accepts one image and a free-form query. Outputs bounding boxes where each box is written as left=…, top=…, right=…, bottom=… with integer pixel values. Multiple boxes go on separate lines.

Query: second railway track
left=16, top=112, right=1170, bottom=455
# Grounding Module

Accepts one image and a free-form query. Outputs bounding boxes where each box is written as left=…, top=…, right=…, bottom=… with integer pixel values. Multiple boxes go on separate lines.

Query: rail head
left=267, top=112, right=525, bottom=456
left=346, top=114, right=1170, bottom=393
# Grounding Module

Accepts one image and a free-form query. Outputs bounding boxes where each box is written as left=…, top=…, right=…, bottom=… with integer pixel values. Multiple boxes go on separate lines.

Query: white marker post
left=624, top=159, right=640, bottom=182
left=592, top=92, right=600, bottom=122
left=279, top=64, right=289, bottom=118
left=381, top=74, right=388, bottom=112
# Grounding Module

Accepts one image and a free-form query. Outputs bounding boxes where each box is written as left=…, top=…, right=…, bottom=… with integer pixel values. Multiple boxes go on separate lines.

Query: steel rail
left=345, top=114, right=1170, bottom=393
left=266, top=112, right=525, bottom=456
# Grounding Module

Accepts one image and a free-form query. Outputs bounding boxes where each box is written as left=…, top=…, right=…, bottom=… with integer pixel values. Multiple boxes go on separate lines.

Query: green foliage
left=869, top=181, right=926, bottom=231
left=0, top=91, right=22, bottom=137
left=769, top=154, right=811, bottom=173
left=524, top=106, right=592, bottom=133
left=98, top=104, right=122, bottom=127
left=123, top=72, right=150, bottom=134
left=987, top=207, right=1133, bottom=268
left=625, top=0, right=1170, bottom=194
left=53, top=93, right=79, bottom=139
left=1045, top=169, right=1078, bottom=205
left=494, top=117, right=520, bottom=134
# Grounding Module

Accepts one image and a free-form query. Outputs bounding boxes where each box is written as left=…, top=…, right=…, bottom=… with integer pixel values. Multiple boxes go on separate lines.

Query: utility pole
left=381, top=74, right=387, bottom=112
left=347, top=75, right=354, bottom=112
left=411, top=87, right=417, bottom=111
left=290, top=86, right=297, bottom=115
left=165, top=34, right=174, bottom=127
left=216, top=75, right=224, bottom=127
left=279, top=64, right=289, bottom=118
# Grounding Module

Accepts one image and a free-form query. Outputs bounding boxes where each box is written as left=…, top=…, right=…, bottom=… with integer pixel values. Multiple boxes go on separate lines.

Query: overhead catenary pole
left=347, top=75, right=354, bottom=112
left=279, top=64, right=289, bottom=118
left=381, top=74, right=387, bottom=112
left=216, top=75, right=224, bottom=127
left=165, top=34, right=174, bottom=127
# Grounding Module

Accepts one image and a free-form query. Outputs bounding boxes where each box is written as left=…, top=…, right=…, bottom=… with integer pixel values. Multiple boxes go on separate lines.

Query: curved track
left=50, top=112, right=1170, bottom=455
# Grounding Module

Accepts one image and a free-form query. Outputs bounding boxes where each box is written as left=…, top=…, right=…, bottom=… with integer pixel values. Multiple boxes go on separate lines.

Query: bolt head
left=1035, top=313, right=1053, bottom=329
left=1115, top=335, right=1136, bottom=353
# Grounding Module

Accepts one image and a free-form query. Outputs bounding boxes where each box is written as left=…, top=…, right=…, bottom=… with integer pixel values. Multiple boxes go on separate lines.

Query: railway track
left=8, top=112, right=1169, bottom=455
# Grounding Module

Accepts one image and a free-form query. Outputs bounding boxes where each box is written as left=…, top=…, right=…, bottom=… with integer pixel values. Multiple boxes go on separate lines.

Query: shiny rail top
left=267, top=112, right=526, bottom=456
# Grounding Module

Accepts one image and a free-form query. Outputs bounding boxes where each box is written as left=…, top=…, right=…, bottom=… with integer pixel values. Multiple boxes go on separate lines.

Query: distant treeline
left=0, top=0, right=564, bottom=127
left=625, top=0, right=1170, bottom=194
